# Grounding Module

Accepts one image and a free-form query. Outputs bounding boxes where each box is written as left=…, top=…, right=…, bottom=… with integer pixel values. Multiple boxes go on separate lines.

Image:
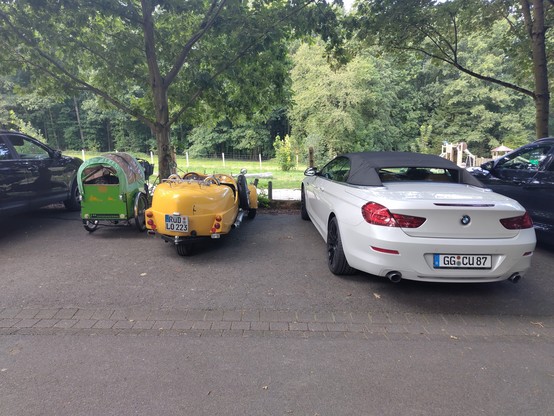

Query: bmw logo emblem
left=460, top=215, right=471, bottom=225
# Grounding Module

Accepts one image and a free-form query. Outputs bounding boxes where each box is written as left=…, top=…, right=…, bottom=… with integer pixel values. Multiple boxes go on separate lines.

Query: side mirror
left=304, top=167, right=317, bottom=176
left=52, top=150, right=62, bottom=159
left=480, top=161, right=493, bottom=171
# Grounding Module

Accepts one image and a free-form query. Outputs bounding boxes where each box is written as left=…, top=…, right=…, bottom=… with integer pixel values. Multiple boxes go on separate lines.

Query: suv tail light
left=362, top=202, right=426, bottom=228
left=500, top=212, right=533, bottom=229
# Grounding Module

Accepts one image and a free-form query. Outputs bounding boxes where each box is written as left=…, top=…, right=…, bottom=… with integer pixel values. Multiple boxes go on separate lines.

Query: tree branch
left=168, top=0, right=317, bottom=126
left=165, top=0, right=229, bottom=86
left=140, top=0, right=163, bottom=90
left=415, top=24, right=456, bottom=61
left=0, top=8, right=154, bottom=129
left=396, top=45, right=536, bottom=99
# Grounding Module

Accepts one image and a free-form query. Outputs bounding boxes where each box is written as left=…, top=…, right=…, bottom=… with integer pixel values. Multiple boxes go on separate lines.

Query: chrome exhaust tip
left=385, top=271, right=402, bottom=283
left=508, top=273, right=522, bottom=284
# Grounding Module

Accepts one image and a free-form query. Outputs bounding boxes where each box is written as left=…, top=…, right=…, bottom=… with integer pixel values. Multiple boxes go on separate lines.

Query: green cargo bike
left=77, top=152, right=153, bottom=232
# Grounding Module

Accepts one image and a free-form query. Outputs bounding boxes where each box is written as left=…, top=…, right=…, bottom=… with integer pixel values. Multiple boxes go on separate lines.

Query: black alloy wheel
left=64, top=179, right=81, bottom=211
left=300, top=186, right=310, bottom=220
left=327, top=217, right=355, bottom=275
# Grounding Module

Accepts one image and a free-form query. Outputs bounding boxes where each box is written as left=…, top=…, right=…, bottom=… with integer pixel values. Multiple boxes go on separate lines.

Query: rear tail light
left=211, top=214, right=223, bottom=234
left=500, top=212, right=533, bottom=229
left=147, top=218, right=156, bottom=230
left=362, top=202, right=426, bottom=228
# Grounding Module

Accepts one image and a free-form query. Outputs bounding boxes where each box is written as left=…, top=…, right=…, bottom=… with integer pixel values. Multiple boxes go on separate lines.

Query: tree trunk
left=523, top=0, right=550, bottom=138
left=532, top=0, right=549, bottom=138
left=141, top=0, right=175, bottom=179
left=153, top=83, right=173, bottom=178
left=73, top=96, right=85, bottom=149
left=154, top=122, right=175, bottom=179
left=106, top=119, right=111, bottom=152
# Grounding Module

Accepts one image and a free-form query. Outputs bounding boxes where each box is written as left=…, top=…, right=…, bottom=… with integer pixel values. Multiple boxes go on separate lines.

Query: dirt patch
left=259, top=199, right=301, bottom=214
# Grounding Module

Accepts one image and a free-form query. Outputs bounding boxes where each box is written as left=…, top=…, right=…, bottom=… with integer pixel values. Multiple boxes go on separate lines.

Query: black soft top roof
left=340, top=151, right=484, bottom=187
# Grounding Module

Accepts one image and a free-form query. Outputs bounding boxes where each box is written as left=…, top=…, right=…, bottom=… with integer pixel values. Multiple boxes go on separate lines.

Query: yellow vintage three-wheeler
left=145, top=170, right=258, bottom=256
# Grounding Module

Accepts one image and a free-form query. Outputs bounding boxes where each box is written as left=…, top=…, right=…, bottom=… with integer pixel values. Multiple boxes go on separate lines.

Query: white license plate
left=433, top=254, right=491, bottom=269
left=165, top=214, right=188, bottom=232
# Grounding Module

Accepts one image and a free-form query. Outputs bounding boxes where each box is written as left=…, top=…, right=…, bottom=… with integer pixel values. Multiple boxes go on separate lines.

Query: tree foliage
left=289, top=34, right=536, bottom=164
left=0, top=0, right=544, bottom=168
left=0, top=0, right=335, bottom=177
left=353, top=0, right=551, bottom=138
left=290, top=41, right=419, bottom=165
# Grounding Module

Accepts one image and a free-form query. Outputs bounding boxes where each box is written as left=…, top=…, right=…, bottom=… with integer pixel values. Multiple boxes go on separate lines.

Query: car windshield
left=378, top=167, right=460, bottom=183
left=496, top=145, right=551, bottom=171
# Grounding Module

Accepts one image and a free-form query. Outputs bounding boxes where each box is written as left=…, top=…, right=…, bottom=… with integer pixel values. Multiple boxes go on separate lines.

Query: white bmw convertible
left=301, top=152, right=536, bottom=283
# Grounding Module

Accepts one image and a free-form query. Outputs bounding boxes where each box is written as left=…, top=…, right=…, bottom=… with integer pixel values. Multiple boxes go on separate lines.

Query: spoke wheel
left=167, top=173, right=181, bottom=181
left=183, top=172, right=200, bottom=180
left=327, top=217, right=355, bottom=275
left=83, top=220, right=99, bottom=233
left=237, top=175, right=250, bottom=210
left=134, top=192, right=148, bottom=232
left=203, top=175, right=220, bottom=186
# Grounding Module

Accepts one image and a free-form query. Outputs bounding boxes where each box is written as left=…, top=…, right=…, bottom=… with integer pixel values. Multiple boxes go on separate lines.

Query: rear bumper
left=342, top=223, right=536, bottom=283
left=155, top=232, right=213, bottom=245
left=145, top=209, right=235, bottom=237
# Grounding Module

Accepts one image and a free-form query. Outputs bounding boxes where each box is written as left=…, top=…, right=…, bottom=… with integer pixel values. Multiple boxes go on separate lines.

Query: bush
left=273, top=135, right=295, bottom=171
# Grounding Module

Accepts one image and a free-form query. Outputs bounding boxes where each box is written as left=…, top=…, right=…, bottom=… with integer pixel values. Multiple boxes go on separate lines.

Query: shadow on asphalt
left=313, top=238, right=553, bottom=317
left=1, top=207, right=552, bottom=317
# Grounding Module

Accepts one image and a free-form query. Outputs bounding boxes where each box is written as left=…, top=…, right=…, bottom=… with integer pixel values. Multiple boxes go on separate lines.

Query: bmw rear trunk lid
left=362, top=183, right=528, bottom=239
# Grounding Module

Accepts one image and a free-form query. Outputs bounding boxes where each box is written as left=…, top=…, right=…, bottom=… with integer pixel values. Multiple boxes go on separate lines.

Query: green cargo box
left=80, top=184, right=129, bottom=220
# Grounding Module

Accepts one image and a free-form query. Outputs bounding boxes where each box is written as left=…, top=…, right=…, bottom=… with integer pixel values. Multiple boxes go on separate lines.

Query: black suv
left=471, top=138, right=554, bottom=244
left=0, top=130, right=83, bottom=215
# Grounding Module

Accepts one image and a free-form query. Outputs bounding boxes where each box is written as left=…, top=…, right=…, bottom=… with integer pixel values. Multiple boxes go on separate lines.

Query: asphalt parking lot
left=0, top=206, right=553, bottom=416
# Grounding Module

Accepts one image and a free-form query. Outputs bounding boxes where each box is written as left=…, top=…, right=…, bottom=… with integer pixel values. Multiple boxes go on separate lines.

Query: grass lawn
left=65, top=150, right=306, bottom=190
